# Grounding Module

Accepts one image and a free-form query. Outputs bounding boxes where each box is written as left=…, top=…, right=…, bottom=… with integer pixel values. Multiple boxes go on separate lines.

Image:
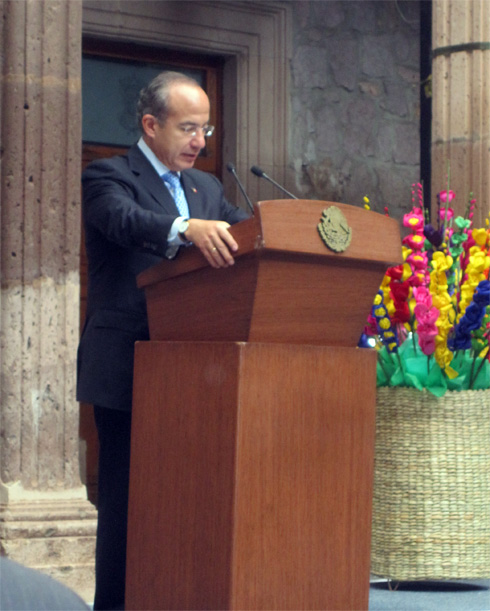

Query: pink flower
left=413, top=286, right=432, bottom=307
left=406, top=251, right=428, bottom=270
left=439, top=207, right=454, bottom=221
left=402, top=233, right=425, bottom=250
left=403, top=211, right=424, bottom=231
left=414, top=298, right=439, bottom=356
left=414, top=303, right=439, bottom=326
left=418, top=335, right=437, bottom=355
left=363, top=314, right=378, bottom=336
left=439, top=190, right=455, bottom=204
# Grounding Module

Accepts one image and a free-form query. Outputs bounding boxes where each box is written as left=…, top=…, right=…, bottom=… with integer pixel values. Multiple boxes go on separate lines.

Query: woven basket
left=371, top=386, right=490, bottom=580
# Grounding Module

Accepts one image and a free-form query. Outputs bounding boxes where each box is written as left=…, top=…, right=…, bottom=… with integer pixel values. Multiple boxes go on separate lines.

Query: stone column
left=431, top=0, right=490, bottom=226
left=0, top=0, right=96, bottom=601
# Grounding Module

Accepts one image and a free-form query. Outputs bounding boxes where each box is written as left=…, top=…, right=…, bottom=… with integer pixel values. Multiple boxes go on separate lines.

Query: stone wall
left=290, top=0, right=421, bottom=220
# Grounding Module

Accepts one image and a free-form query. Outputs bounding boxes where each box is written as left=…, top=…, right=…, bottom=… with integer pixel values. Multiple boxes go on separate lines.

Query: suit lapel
left=127, top=145, right=179, bottom=215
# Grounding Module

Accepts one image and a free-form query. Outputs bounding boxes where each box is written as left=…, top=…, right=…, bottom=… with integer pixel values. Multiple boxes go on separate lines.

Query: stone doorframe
left=82, top=0, right=293, bottom=205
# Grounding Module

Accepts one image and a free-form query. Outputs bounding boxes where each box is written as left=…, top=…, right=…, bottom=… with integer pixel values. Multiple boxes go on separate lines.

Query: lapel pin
left=191, top=187, right=198, bottom=193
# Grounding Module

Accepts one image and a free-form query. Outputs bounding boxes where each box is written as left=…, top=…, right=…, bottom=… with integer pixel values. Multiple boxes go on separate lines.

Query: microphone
left=226, top=162, right=255, bottom=215
left=250, top=165, right=298, bottom=199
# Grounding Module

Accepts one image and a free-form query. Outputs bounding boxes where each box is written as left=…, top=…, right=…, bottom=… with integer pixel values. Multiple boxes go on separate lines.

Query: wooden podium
left=125, top=200, right=401, bottom=610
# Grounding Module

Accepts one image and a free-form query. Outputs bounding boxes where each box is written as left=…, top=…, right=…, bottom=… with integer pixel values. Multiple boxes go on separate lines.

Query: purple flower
left=423, top=224, right=443, bottom=248
left=459, top=302, right=486, bottom=331
left=448, top=332, right=472, bottom=351
left=449, top=280, right=489, bottom=353
left=474, top=280, right=490, bottom=306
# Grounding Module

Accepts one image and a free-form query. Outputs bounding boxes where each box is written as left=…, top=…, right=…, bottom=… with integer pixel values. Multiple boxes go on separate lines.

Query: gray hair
left=136, top=71, right=201, bottom=130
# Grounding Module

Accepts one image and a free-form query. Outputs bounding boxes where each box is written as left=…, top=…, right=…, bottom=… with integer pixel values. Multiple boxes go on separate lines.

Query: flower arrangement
left=360, top=186, right=490, bottom=397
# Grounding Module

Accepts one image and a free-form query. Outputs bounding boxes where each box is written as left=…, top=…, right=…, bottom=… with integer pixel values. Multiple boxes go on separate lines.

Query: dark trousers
left=93, top=406, right=132, bottom=611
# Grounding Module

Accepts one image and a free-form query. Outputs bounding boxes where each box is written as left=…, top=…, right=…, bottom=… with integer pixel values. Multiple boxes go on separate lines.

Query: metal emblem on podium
left=317, top=206, right=352, bottom=253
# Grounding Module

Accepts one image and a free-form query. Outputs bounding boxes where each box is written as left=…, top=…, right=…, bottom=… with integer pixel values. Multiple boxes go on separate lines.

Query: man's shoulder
left=82, top=151, right=130, bottom=180
left=183, top=168, right=220, bottom=188
left=82, top=144, right=148, bottom=179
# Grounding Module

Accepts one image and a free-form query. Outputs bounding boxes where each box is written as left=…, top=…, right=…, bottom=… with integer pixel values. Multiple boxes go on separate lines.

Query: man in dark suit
left=77, top=71, right=248, bottom=610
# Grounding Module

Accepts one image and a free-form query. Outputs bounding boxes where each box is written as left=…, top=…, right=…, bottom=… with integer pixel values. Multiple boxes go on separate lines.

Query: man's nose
left=191, top=132, right=206, bottom=149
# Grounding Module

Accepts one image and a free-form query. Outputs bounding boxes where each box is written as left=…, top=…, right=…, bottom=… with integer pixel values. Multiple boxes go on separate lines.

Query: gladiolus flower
left=472, top=228, right=488, bottom=247
left=414, top=303, right=439, bottom=326
left=406, top=251, right=428, bottom=270
left=413, top=286, right=432, bottom=307
left=439, top=190, right=455, bottom=204
left=424, top=224, right=443, bottom=247
left=402, top=233, right=425, bottom=250
left=439, top=207, right=454, bottom=221
left=386, top=265, right=404, bottom=281
left=418, top=335, right=437, bottom=355
left=403, top=209, right=424, bottom=231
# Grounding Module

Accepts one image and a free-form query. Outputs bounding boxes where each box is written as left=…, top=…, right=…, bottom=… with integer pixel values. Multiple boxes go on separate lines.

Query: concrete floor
left=369, top=578, right=490, bottom=611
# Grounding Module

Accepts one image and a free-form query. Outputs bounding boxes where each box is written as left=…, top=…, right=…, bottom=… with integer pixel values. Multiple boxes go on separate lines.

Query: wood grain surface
left=126, top=342, right=376, bottom=610
left=139, top=200, right=402, bottom=346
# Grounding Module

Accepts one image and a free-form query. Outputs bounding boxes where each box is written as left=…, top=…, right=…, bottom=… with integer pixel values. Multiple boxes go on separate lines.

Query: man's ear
left=141, top=114, right=159, bottom=139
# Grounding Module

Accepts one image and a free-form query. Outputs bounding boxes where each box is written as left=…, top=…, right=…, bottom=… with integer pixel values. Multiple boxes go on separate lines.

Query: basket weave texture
left=371, top=387, right=490, bottom=580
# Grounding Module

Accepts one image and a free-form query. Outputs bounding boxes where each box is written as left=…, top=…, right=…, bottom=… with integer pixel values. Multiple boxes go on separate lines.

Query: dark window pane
left=82, top=55, right=204, bottom=147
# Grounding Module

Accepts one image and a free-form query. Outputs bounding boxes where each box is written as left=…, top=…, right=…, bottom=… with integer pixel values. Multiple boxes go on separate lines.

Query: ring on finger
left=211, top=247, right=217, bottom=252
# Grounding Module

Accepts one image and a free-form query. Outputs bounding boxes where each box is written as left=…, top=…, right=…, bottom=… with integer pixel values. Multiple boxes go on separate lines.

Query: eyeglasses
left=179, top=124, right=215, bottom=138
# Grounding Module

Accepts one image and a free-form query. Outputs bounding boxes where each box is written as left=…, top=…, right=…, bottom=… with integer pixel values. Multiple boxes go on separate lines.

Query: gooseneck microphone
left=250, top=165, right=298, bottom=199
left=226, top=162, right=255, bottom=215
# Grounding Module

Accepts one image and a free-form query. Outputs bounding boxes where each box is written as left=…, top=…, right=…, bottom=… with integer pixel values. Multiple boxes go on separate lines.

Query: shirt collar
left=137, top=137, right=180, bottom=178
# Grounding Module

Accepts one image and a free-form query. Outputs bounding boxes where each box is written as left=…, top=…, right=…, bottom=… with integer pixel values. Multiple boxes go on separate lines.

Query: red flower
left=390, top=282, right=410, bottom=302
left=386, top=265, right=404, bottom=280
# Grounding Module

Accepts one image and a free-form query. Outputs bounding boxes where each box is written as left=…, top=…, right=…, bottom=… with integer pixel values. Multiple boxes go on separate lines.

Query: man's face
left=145, top=83, right=210, bottom=172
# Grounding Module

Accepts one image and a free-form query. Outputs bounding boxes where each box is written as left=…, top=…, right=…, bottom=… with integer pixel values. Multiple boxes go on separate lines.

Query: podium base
left=126, top=341, right=376, bottom=611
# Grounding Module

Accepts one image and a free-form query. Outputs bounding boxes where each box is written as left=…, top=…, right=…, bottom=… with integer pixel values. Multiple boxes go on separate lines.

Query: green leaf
left=425, top=365, right=448, bottom=396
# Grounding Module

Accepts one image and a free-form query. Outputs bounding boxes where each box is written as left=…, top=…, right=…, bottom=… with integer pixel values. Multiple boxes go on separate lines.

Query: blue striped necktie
left=162, top=171, right=190, bottom=217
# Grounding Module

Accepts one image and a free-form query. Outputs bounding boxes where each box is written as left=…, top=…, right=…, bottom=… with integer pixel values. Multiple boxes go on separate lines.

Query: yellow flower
left=434, top=342, right=455, bottom=373
left=379, top=318, right=391, bottom=330
left=402, top=263, right=412, bottom=281
left=469, top=249, right=490, bottom=272
left=472, top=227, right=488, bottom=247
left=380, top=275, right=391, bottom=288
left=402, top=246, right=412, bottom=260
left=431, top=251, right=453, bottom=271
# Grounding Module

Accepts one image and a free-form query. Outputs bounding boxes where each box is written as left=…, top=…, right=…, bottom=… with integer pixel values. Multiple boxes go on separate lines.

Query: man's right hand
left=184, top=218, right=239, bottom=269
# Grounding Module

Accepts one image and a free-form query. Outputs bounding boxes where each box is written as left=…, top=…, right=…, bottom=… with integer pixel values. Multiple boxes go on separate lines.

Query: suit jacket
left=77, top=144, right=248, bottom=411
